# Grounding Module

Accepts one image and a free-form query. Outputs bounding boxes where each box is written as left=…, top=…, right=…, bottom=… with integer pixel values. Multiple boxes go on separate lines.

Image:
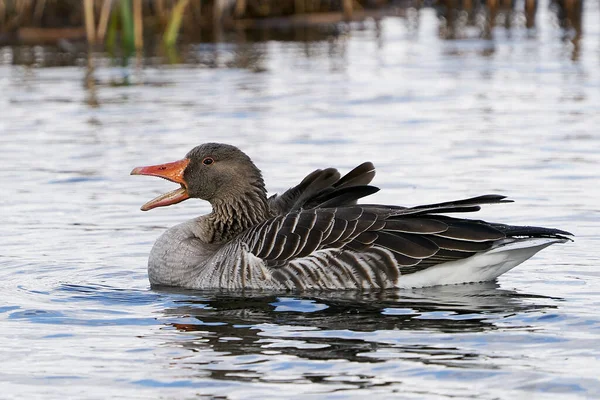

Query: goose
left=131, top=143, right=572, bottom=291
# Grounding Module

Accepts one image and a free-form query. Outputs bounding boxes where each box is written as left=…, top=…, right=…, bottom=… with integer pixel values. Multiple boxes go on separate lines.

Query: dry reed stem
left=155, top=0, right=165, bottom=24
left=234, top=0, right=246, bottom=17
left=3, top=0, right=25, bottom=31
left=525, top=0, right=536, bottom=28
left=134, top=0, right=143, bottom=49
left=33, top=0, right=45, bottom=23
left=213, top=0, right=224, bottom=23
left=0, top=1, right=5, bottom=27
left=83, top=0, right=96, bottom=44
left=343, top=0, right=352, bottom=19
left=96, top=0, right=112, bottom=43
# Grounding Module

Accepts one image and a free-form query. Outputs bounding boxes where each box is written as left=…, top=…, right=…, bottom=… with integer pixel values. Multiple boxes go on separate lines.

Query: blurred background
left=0, top=0, right=590, bottom=71
left=1, top=1, right=599, bottom=399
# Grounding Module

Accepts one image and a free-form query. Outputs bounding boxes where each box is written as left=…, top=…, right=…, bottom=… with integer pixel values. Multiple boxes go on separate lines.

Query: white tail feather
left=396, top=238, right=567, bottom=289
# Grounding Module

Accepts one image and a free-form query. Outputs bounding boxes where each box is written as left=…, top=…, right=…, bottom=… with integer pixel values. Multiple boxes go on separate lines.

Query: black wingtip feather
left=492, top=224, right=574, bottom=240
left=315, top=185, right=380, bottom=209
left=333, top=162, right=376, bottom=189
left=411, top=194, right=513, bottom=210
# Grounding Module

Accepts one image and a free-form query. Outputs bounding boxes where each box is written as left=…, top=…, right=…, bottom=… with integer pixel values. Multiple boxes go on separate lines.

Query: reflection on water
left=33, top=282, right=566, bottom=392
left=6, top=0, right=591, bottom=110
left=164, top=283, right=554, bottom=334
left=133, top=283, right=589, bottom=395
left=438, top=0, right=582, bottom=42
left=159, top=283, right=556, bottom=366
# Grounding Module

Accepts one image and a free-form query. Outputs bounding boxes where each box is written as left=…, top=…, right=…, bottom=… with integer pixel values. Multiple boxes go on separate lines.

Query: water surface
left=1, top=3, right=599, bottom=399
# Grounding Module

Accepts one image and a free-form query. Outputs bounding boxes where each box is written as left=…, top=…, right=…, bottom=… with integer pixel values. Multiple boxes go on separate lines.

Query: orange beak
left=131, top=158, right=191, bottom=211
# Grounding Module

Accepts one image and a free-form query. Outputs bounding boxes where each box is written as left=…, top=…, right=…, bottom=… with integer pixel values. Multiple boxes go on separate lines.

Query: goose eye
left=202, top=157, right=214, bottom=165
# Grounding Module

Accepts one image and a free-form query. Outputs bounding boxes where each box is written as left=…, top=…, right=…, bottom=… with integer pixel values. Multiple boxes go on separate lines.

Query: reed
left=119, top=0, right=134, bottom=54
left=97, top=0, right=112, bottom=43
left=0, top=1, right=6, bottom=28
left=83, top=0, right=96, bottom=45
left=32, top=0, right=44, bottom=23
left=234, top=0, right=246, bottom=17
left=164, top=0, right=189, bottom=47
left=342, top=0, right=353, bottom=20
left=133, top=0, right=142, bottom=50
left=0, top=0, right=586, bottom=50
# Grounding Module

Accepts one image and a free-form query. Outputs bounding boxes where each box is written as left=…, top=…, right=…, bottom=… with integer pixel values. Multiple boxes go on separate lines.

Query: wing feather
left=333, top=162, right=376, bottom=188
left=244, top=186, right=569, bottom=285
left=255, top=218, right=283, bottom=258
left=434, top=221, right=505, bottom=242
left=384, top=218, right=448, bottom=234
left=374, top=231, right=439, bottom=259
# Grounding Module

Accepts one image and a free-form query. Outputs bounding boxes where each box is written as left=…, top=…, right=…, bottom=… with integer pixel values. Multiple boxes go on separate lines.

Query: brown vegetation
left=0, top=0, right=584, bottom=47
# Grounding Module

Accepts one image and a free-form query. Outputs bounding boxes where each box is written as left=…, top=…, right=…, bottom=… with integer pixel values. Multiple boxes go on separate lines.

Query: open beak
left=131, top=158, right=190, bottom=211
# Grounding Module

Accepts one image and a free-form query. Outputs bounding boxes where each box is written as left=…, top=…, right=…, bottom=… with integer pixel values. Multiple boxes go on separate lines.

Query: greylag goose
left=131, top=143, right=572, bottom=291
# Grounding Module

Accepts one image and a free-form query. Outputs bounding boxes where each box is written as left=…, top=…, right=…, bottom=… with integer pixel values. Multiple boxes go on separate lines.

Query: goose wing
left=267, top=162, right=377, bottom=215
left=241, top=194, right=566, bottom=273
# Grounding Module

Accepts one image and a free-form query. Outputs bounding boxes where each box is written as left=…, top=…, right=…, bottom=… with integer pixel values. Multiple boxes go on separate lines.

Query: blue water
left=1, top=3, right=599, bottom=399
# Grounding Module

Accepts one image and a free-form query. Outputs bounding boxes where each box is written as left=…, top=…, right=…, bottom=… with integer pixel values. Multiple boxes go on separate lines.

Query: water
left=1, top=3, right=600, bottom=399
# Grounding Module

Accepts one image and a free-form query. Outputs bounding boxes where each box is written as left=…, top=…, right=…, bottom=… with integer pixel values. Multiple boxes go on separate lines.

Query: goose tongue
left=130, top=158, right=190, bottom=211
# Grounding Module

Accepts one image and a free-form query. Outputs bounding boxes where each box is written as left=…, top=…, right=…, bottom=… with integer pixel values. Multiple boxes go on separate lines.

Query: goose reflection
left=157, top=283, right=558, bottom=368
